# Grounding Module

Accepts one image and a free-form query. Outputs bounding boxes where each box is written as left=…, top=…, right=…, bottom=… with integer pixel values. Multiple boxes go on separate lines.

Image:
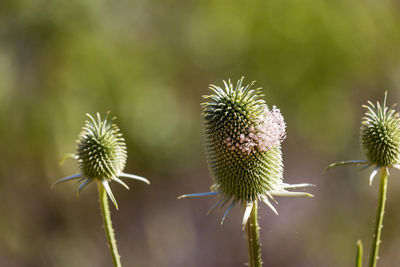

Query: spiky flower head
left=179, top=78, right=312, bottom=228
left=55, top=112, right=149, bottom=209
left=203, top=78, right=286, bottom=202
left=361, top=93, right=400, bottom=167
left=77, top=113, right=127, bottom=180
left=326, top=92, right=400, bottom=185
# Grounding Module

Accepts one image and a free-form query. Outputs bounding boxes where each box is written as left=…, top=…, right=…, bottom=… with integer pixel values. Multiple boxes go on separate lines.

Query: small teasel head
left=54, top=112, right=149, bottom=209
left=361, top=92, right=400, bottom=167
left=77, top=112, right=127, bottom=181
left=326, top=92, right=400, bottom=185
left=179, top=78, right=312, bottom=228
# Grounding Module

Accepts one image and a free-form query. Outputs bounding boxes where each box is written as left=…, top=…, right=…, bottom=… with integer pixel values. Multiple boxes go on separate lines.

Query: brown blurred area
left=1, top=0, right=400, bottom=266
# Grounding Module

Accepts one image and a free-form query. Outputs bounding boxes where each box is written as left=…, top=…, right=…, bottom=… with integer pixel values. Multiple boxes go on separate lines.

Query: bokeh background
left=1, top=0, right=400, bottom=266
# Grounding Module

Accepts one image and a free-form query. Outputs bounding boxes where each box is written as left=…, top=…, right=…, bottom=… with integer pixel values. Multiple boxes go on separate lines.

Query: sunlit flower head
left=180, top=77, right=312, bottom=228
left=54, top=112, right=149, bottom=209
left=361, top=94, right=400, bottom=167
left=327, top=92, right=400, bottom=185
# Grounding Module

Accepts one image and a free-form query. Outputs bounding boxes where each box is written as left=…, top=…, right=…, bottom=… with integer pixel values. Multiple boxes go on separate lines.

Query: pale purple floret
left=224, top=106, right=286, bottom=154
left=255, top=106, right=286, bottom=151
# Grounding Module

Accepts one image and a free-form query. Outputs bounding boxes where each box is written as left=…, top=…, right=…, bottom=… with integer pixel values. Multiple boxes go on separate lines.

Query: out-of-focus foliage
left=1, top=0, right=400, bottom=266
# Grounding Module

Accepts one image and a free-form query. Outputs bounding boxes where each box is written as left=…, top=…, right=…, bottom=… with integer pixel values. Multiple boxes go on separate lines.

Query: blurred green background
left=1, top=0, right=400, bottom=266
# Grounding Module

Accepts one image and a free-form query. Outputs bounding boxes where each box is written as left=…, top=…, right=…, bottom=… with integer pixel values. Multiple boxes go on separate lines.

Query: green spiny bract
left=203, top=78, right=286, bottom=202
left=77, top=113, right=127, bottom=181
left=361, top=93, right=400, bottom=167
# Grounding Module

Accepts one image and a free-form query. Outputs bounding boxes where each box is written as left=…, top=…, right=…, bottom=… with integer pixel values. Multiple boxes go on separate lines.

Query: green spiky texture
left=203, top=78, right=284, bottom=202
left=361, top=93, right=400, bottom=167
left=77, top=113, right=127, bottom=181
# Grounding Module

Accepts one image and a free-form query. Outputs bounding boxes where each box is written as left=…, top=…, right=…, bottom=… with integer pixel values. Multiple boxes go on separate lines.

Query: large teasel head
left=326, top=92, right=400, bottom=185
left=361, top=92, right=400, bottom=167
left=179, top=78, right=312, bottom=228
left=54, top=112, right=149, bottom=209
left=203, top=78, right=286, bottom=202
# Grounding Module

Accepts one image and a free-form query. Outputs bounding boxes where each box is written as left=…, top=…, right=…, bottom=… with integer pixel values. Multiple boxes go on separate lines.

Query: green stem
left=356, top=240, right=363, bottom=267
left=246, top=201, right=262, bottom=267
left=368, top=168, right=388, bottom=267
left=98, top=181, right=122, bottom=267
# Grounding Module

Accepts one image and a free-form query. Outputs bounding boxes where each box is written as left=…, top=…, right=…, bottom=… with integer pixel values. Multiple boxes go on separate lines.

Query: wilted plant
left=179, top=78, right=313, bottom=267
left=54, top=112, right=150, bottom=267
left=326, top=92, right=400, bottom=267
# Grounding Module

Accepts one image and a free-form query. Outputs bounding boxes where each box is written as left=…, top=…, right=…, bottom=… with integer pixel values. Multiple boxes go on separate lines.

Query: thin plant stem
left=246, top=201, right=262, bottom=267
left=98, top=181, right=122, bottom=267
left=368, top=168, right=388, bottom=267
left=356, top=240, right=363, bottom=267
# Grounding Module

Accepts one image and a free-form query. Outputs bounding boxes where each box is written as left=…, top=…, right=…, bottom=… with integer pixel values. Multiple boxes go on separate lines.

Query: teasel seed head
left=77, top=113, right=127, bottom=180
left=203, top=78, right=286, bottom=202
left=326, top=92, right=400, bottom=185
left=54, top=112, right=150, bottom=209
left=179, top=78, right=313, bottom=228
left=361, top=92, right=400, bottom=167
